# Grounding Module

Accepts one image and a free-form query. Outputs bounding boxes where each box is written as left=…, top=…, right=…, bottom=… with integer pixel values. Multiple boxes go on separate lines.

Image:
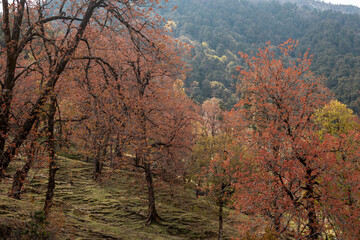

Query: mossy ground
left=0, top=156, right=241, bottom=239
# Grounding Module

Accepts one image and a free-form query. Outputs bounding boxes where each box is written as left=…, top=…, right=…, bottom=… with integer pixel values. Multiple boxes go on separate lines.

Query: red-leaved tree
left=230, top=40, right=360, bottom=239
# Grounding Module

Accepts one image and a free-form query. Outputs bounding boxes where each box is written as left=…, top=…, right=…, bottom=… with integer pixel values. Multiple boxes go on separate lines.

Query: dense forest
left=0, top=0, right=360, bottom=239
left=161, top=0, right=360, bottom=112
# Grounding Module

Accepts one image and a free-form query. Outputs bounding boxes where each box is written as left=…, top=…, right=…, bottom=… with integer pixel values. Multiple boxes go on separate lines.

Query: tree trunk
left=273, top=213, right=282, bottom=234
left=0, top=91, right=13, bottom=179
left=113, top=134, right=123, bottom=169
left=307, top=197, right=319, bottom=240
left=93, top=147, right=102, bottom=181
left=305, top=167, right=319, bottom=240
left=110, top=140, right=114, bottom=169
left=270, top=199, right=282, bottom=234
left=144, top=162, right=161, bottom=224
left=196, top=179, right=202, bottom=198
left=218, top=197, right=223, bottom=240
left=44, top=96, right=59, bottom=217
left=44, top=158, right=59, bottom=216
left=9, top=143, right=36, bottom=199
left=0, top=0, right=26, bottom=177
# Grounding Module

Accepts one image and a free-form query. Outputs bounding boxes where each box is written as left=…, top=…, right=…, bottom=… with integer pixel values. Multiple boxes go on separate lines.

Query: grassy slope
left=0, top=156, right=241, bottom=239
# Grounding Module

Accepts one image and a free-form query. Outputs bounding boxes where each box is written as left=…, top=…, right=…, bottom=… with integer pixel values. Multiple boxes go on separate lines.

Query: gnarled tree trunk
left=9, top=143, right=36, bottom=199
left=44, top=96, right=59, bottom=217
left=144, top=162, right=162, bottom=224
left=305, top=167, right=320, bottom=240
left=93, top=148, right=102, bottom=181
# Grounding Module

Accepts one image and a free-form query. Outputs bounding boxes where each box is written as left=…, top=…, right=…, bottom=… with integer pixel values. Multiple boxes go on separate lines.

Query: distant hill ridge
left=256, top=0, right=360, bottom=14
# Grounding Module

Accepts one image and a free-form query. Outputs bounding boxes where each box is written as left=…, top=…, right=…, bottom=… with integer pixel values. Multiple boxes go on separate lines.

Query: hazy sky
left=321, top=0, right=360, bottom=7
left=0, top=1, right=359, bottom=13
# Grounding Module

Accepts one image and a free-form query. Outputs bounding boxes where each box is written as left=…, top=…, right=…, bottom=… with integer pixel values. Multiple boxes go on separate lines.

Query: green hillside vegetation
left=0, top=156, right=241, bottom=239
left=161, top=0, right=360, bottom=112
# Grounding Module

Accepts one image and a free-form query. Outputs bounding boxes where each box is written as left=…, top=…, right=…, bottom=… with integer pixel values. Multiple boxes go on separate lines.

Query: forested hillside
left=161, top=0, right=360, bottom=112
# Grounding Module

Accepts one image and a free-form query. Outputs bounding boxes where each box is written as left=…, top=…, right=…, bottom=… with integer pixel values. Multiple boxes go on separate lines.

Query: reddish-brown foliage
left=229, top=40, right=360, bottom=239
left=1, top=0, right=197, bottom=222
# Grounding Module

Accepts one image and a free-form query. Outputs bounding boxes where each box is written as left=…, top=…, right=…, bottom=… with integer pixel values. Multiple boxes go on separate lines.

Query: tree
left=313, top=100, right=360, bottom=238
left=0, top=0, right=166, bottom=180
left=1, top=0, right=98, bottom=179
left=191, top=98, right=239, bottom=240
left=1, top=0, right=186, bottom=219
left=119, top=33, right=196, bottom=223
left=61, top=25, right=196, bottom=223
left=199, top=135, right=240, bottom=240
left=314, top=100, right=359, bottom=137
left=189, top=98, right=224, bottom=199
left=202, top=98, right=224, bottom=138
left=230, top=40, right=360, bottom=239
left=43, top=94, right=59, bottom=216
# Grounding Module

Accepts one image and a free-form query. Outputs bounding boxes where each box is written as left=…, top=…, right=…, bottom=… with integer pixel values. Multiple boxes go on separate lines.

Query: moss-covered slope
left=0, top=157, right=240, bottom=239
